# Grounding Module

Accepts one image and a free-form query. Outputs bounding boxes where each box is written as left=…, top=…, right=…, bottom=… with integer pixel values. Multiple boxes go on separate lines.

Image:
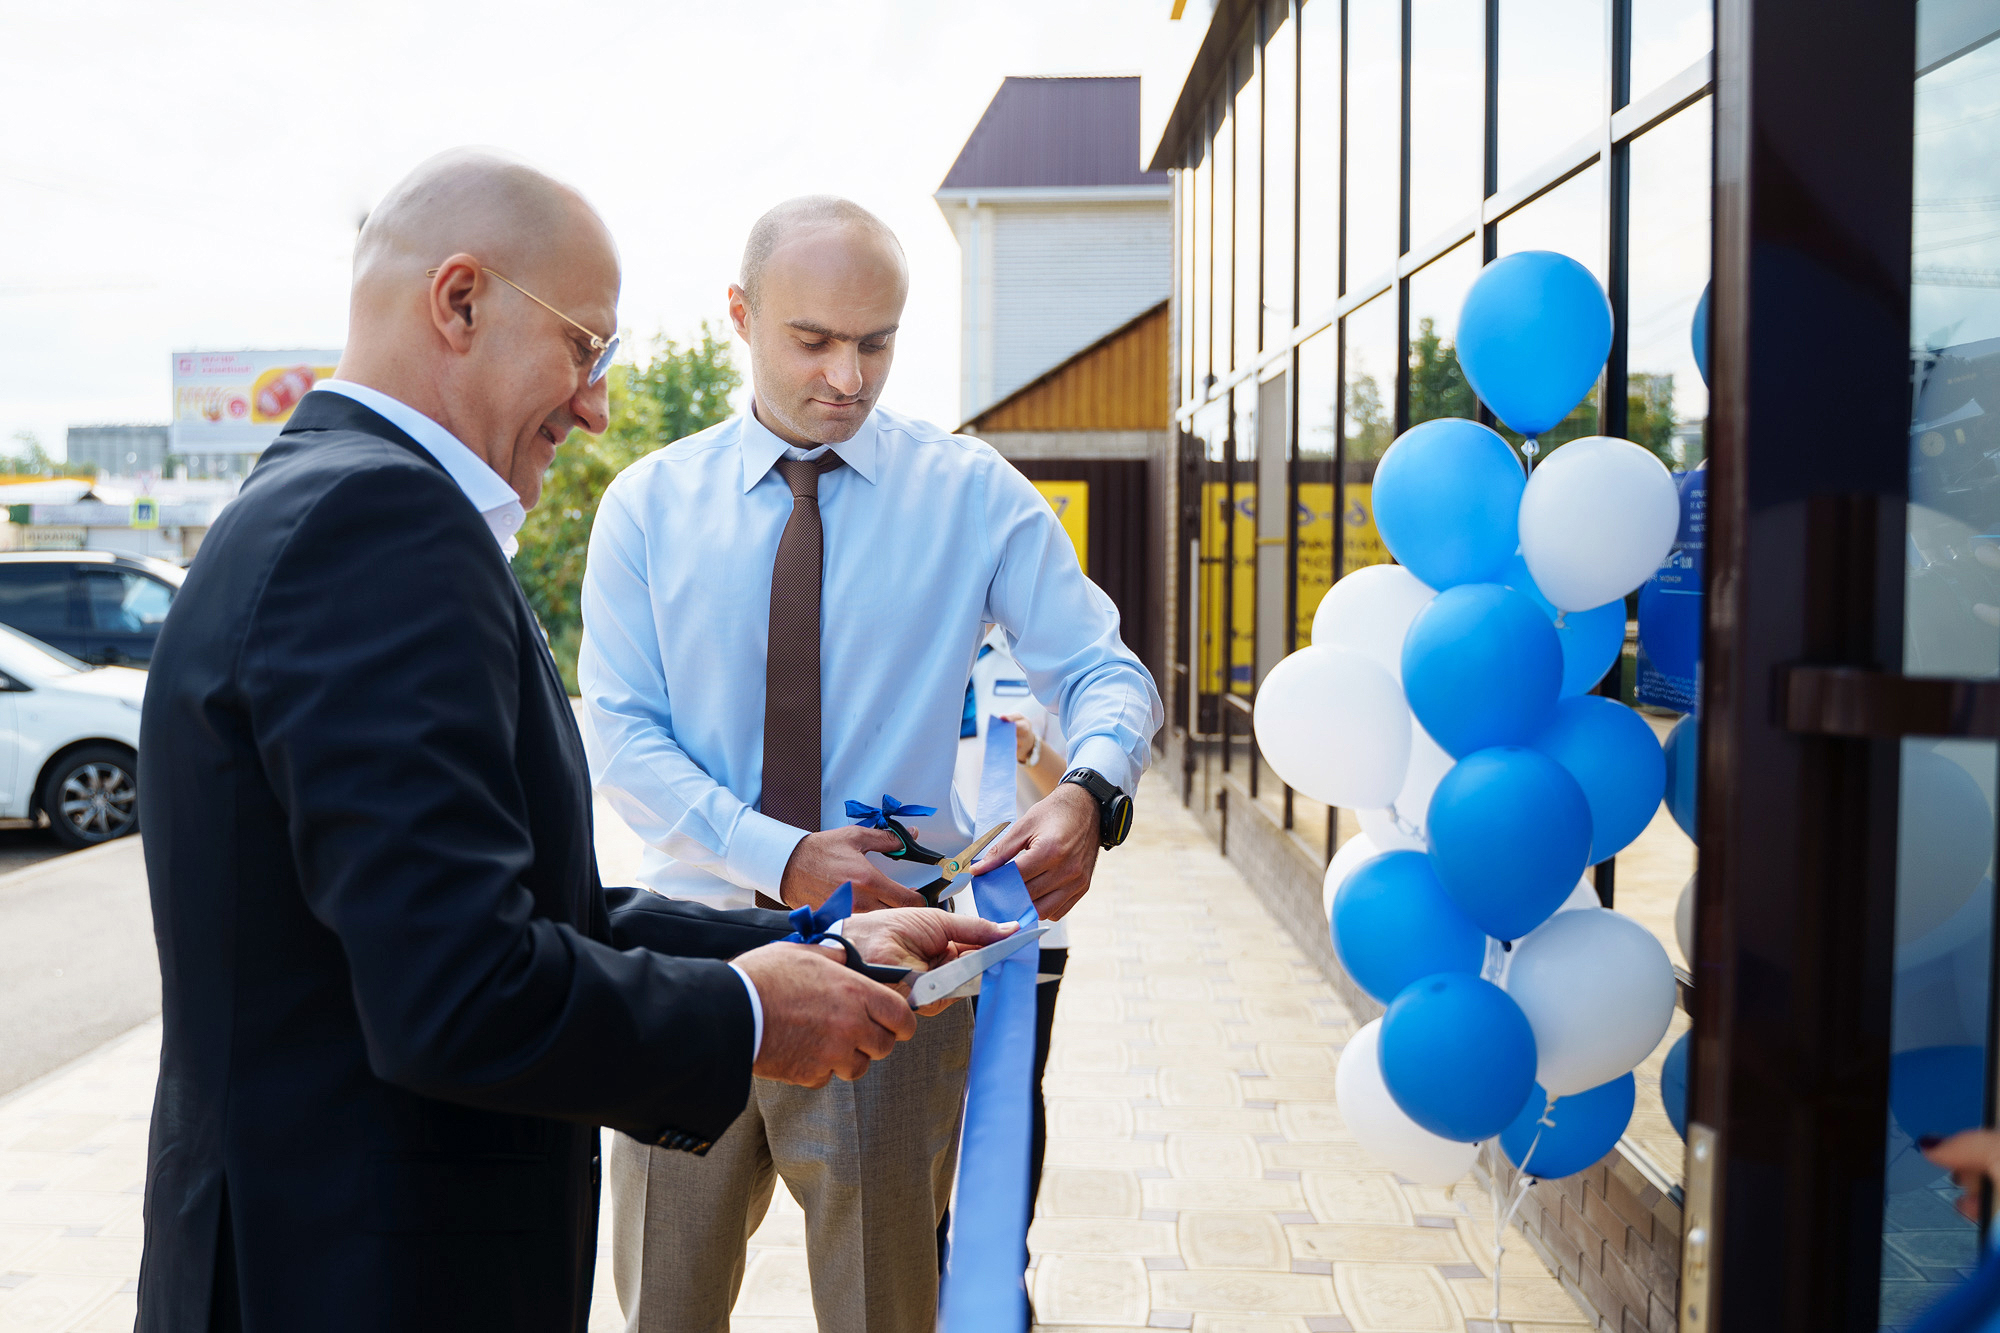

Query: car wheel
left=42, top=745, right=139, bottom=850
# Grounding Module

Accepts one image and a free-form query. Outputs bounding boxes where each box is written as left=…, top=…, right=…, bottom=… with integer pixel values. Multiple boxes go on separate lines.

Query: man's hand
left=970, top=782, right=1100, bottom=921
left=779, top=826, right=925, bottom=912
left=1923, top=1128, right=2000, bottom=1221
left=843, top=907, right=1019, bottom=1015
left=734, top=942, right=917, bottom=1088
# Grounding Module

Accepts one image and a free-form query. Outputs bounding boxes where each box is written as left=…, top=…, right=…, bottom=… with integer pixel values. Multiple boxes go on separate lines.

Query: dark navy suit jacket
left=137, top=390, right=789, bottom=1332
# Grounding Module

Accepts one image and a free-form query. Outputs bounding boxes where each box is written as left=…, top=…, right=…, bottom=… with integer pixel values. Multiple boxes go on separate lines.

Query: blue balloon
left=1661, top=1032, right=1690, bottom=1140
left=1330, top=851, right=1490, bottom=1005
left=1403, top=584, right=1563, bottom=758
left=1533, top=696, right=1667, bottom=863
left=1371, top=418, right=1524, bottom=589
left=1428, top=747, right=1593, bottom=940
left=1889, top=1045, right=1985, bottom=1143
left=1380, top=973, right=1538, bottom=1143
left=1501, top=554, right=1626, bottom=697
left=1663, top=714, right=1698, bottom=842
left=1457, top=251, right=1615, bottom=438
left=1501, top=1075, right=1637, bottom=1179
left=1691, top=283, right=1711, bottom=389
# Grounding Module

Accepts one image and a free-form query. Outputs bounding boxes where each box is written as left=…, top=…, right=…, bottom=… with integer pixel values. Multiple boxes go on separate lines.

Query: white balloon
left=1505, top=908, right=1677, bottom=1096
left=1310, top=564, right=1436, bottom=680
left=1518, top=436, right=1681, bottom=612
left=1253, top=647, right=1412, bottom=809
left=1335, top=1019, right=1480, bottom=1185
left=1493, top=877, right=1602, bottom=987
left=1323, top=832, right=1387, bottom=920
left=1357, top=722, right=1455, bottom=850
left=1555, top=876, right=1603, bottom=916
left=1674, top=875, right=1696, bottom=967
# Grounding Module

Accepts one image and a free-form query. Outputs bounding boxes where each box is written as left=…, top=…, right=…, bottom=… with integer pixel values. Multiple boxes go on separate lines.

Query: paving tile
left=1256, top=1044, right=1340, bottom=1079
left=1137, top=1108, right=1281, bottom=1136
left=1144, top=1179, right=1310, bottom=1213
left=1332, top=1262, right=1459, bottom=1331
left=1302, top=1173, right=1417, bottom=1227
left=1260, top=1143, right=1380, bottom=1173
left=1159, top=1071, right=1244, bottom=1109
left=1029, top=1218, right=1179, bottom=1256
left=1034, top=1254, right=1151, bottom=1326
left=1189, top=1317, right=1311, bottom=1333
left=1046, top=1073, right=1159, bottom=1100
left=71, top=1289, right=140, bottom=1331
left=1046, top=1140, right=1169, bottom=1169
left=1043, top=1169, right=1144, bottom=1219
left=1288, top=1224, right=1469, bottom=1265
left=1276, top=1103, right=1348, bottom=1142
left=1448, top=1276, right=1601, bottom=1324
left=1058, top=1039, right=1138, bottom=1075
left=733, top=1248, right=812, bottom=1317
left=1052, top=1100, right=1138, bottom=1140
left=1153, top=1268, right=1338, bottom=1315
left=1176, top=1211, right=1290, bottom=1271
left=1164, top=1136, right=1262, bottom=1180
left=0, top=1272, right=121, bottom=1331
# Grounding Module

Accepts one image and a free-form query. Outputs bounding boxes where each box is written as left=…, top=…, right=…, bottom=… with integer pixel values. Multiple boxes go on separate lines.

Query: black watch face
left=1105, top=793, right=1134, bottom=848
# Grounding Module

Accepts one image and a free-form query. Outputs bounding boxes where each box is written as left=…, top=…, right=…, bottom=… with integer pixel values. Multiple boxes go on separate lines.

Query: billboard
left=171, top=350, right=340, bottom=450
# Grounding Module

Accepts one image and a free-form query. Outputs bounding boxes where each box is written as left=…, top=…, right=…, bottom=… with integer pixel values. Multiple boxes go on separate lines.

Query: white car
left=0, top=624, right=144, bottom=848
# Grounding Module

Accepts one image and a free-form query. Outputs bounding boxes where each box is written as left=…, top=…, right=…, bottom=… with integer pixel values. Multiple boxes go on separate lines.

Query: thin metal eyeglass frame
left=425, top=265, right=620, bottom=384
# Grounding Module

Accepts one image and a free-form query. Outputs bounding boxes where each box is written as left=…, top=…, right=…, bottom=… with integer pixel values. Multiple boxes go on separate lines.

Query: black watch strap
left=1061, top=767, right=1134, bottom=849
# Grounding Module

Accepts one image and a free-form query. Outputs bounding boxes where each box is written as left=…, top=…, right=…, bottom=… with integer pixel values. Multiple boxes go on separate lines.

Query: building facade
left=65, top=425, right=170, bottom=478
left=937, top=76, right=1174, bottom=423
left=1149, top=0, right=2000, bottom=1329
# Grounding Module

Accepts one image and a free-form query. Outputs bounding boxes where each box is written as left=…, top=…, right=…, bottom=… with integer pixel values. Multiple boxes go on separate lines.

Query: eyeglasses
left=425, top=265, right=621, bottom=385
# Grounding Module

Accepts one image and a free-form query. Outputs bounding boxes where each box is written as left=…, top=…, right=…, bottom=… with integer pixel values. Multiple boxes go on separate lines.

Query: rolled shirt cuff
left=728, top=962, right=763, bottom=1063
left=725, top=808, right=811, bottom=896
left=1067, top=735, right=1137, bottom=796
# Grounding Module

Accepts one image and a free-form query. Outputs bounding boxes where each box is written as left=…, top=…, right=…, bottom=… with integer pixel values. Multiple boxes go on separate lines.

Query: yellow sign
left=1197, top=480, right=1390, bottom=691
left=130, top=498, right=159, bottom=530
left=1033, top=480, right=1090, bottom=570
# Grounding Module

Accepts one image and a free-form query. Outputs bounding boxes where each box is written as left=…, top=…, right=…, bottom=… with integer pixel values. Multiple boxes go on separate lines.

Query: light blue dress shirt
left=579, top=403, right=1164, bottom=910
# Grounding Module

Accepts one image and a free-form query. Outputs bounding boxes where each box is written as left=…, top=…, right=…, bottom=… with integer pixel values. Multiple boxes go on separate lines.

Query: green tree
left=1626, top=371, right=1682, bottom=467
left=512, top=324, right=742, bottom=691
left=1343, top=372, right=1393, bottom=480
left=1407, top=317, right=1479, bottom=427
left=6, top=431, right=93, bottom=479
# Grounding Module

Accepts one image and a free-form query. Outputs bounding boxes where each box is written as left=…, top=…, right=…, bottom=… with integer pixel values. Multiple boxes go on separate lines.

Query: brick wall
left=1158, top=737, right=1686, bottom=1332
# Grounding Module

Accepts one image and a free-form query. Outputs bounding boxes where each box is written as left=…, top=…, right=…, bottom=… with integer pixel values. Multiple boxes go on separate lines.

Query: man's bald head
left=738, top=196, right=905, bottom=311
left=353, top=148, right=616, bottom=302
left=336, top=148, right=621, bottom=510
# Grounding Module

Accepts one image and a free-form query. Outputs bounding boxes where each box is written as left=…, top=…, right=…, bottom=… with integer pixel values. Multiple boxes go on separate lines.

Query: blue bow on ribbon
left=844, top=795, right=937, bottom=829
left=781, top=881, right=853, bottom=945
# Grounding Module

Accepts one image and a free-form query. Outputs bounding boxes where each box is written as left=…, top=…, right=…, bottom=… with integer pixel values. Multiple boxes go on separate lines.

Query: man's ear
left=726, top=284, right=753, bottom=342
left=430, top=254, right=481, bottom=355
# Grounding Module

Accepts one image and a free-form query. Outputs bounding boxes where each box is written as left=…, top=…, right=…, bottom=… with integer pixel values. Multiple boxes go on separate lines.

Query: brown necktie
left=759, top=453, right=842, bottom=908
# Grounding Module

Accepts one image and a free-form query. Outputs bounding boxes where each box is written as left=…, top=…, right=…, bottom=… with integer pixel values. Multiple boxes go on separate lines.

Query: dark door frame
left=1695, top=0, right=1918, bottom=1326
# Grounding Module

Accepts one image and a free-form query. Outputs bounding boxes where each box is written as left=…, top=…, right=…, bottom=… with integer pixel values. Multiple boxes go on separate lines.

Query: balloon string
left=1486, top=1098, right=1557, bottom=1320
left=1522, top=436, right=1540, bottom=465
left=1389, top=801, right=1420, bottom=839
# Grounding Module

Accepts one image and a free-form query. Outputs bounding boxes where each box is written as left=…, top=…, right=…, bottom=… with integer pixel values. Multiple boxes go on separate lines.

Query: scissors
left=845, top=796, right=1011, bottom=907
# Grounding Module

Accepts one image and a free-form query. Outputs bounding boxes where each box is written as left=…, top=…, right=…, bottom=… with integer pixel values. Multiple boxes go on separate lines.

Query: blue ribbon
left=844, top=795, right=938, bottom=829
left=779, top=880, right=852, bottom=944
left=939, top=716, right=1039, bottom=1333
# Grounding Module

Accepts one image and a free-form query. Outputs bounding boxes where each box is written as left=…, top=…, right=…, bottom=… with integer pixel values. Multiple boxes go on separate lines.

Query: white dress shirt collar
left=737, top=399, right=879, bottom=493
left=311, top=380, right=527, bottom=557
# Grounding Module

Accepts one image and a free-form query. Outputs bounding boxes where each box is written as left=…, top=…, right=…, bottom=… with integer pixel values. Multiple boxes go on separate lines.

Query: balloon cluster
left=1256, top=252, right=1682, bottom=1186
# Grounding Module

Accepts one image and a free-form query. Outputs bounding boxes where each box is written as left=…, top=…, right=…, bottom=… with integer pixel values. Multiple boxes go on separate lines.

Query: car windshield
left=0, top=623, right=89, bottom=679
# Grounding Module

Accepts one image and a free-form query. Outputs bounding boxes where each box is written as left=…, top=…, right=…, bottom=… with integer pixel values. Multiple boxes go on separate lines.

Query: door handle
left=1781, top=665, right=2000, bottom=739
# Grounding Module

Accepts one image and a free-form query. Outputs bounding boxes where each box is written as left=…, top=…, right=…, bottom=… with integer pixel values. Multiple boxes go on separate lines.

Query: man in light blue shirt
left=581, top=196, right=1162, bottom=1331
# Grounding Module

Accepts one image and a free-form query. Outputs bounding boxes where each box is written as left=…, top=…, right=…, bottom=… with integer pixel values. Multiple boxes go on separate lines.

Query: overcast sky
left=0, top=0, right=1192, bottom=456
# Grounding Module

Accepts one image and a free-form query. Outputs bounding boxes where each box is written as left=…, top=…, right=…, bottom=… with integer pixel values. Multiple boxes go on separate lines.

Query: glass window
left=1298, top=0, right=1342, bottom=319
left=1497, top=0, right=1607, bottom=190
left=1626, top=99, right=1712, bottom=471
left=1214, top=88, right=1236, bottom=377
left=1297, top=328, right=1338, bottom=636
left=1405, top=242, right=1482, bottom=427
left=1883, top=22, right=2000, bottom=1321
left=1346, top=0, right=1402, bottom=290
left=1232, top=384, right=1260, bottom=695
left=1180, top=160, right=1197, bottom=405
left=1494, top=163, right=1605, bottom=457
left=1194, top=401, right=1233, bottom=701
left=1235, top=34, right=1264, bottom=367
left=0, top=564, right=74, bottom=637
left=1629, top=0, right=1713, bottom=102
left=1264, top=0, right=1298, bottom=344
left=1408, top=0, right=1485, bottom=246
left=1342, top=292, right=1398, bottom=572
left=84, top=570, right=171, bottom=634
left=1194, top=116, right=1215, bottom=394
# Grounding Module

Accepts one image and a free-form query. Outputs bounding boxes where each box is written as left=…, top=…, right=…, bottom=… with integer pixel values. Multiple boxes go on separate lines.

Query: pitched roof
left=940, top=76, right=1170, bottom=191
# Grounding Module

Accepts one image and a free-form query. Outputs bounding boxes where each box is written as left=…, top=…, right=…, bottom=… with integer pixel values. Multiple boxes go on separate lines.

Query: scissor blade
left=959, top=821, right=1010, bottom=864
left=908, top=923, right=1049, bottom=1008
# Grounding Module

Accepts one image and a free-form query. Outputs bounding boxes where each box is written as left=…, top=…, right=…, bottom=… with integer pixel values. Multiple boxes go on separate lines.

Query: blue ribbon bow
left=780, top=881, right=853, bottom=944
left=844, top=795, right=937, bottom=829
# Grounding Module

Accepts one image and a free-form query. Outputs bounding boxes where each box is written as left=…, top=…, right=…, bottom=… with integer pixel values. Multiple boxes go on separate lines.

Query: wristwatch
left=1060, top=767, right=1134, bottom=849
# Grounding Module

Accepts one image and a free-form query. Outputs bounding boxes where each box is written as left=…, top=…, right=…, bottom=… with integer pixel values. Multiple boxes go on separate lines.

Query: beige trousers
left=610, top=1002, right=973, bottom=1333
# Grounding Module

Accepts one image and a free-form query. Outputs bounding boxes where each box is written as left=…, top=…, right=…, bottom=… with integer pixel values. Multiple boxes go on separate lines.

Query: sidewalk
left=0, top=772, right=1592, bottom=1332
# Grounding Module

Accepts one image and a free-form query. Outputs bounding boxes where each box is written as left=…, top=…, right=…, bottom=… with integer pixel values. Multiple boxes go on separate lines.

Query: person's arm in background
left=1003, top=711, right=1067, bottom=800
left=580, top=472, right=915, bottom=911
left=972, top=460, right=1166, bottom=919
